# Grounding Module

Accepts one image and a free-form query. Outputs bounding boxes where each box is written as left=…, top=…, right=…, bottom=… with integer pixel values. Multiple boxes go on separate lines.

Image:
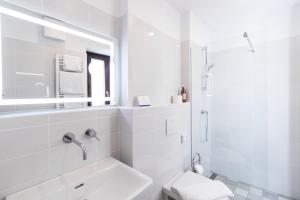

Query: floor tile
left=214, top=173, right=294, bottom=200
left=248, top=193, right=263, bottom=200
left=278, top=196, right=291, bottom=200
left=227, top=179, right=238, bottom=185
left=215, top=175, right=227, bottom=183
left=234, top=194, right=247, bottom=200
left=226, top=183, right=236, bottom=192
left=237, top=182, right=251, bottom=191
left=249, top=187, right=263, bottom=196
left=225, top=179, right=237, bottom=192
left=263, top=198, right=271, bottom=200
left=263, top=191, right=278, bottom=200
left=235, top=187, right=249, bottom=198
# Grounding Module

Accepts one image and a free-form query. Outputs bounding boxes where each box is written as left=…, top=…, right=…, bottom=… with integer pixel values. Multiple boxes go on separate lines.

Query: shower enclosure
left=191, top=33, right=300, bottom=199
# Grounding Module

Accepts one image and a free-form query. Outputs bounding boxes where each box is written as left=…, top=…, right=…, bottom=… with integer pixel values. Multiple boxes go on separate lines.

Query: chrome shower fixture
left=208, top=64, right=215, bottom=72
left=243, top=32, right=255, bottom=53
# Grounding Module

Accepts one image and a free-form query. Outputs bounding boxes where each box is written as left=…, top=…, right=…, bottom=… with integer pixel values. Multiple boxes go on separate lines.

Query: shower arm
left=243, top=32, right=255, bottom=53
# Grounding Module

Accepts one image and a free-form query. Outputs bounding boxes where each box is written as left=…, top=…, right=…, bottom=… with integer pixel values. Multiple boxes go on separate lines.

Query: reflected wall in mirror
left=0, top=4, right=117, bottom=112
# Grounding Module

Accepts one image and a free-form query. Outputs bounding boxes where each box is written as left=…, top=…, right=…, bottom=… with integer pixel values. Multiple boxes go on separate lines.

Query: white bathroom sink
left=6, top=157, right=153, bottom=200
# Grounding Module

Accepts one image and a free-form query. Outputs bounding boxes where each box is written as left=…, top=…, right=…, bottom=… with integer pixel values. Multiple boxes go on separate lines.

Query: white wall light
left=148, top=32, right=155, bottom=37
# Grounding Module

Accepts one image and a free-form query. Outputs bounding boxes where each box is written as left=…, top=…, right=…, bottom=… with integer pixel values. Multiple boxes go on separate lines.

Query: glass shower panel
left=209, top=46, right=264, bottom=184
left=192, top=34, right=300, bottom=199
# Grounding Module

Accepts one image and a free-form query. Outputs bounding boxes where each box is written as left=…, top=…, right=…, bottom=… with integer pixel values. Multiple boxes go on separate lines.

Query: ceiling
left=166, top=0, right=300, bottom=40
left=166, top=0, right=300, bottom=13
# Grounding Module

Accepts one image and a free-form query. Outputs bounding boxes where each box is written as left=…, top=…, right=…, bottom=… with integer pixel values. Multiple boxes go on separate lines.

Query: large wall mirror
left=0, top=3, right=117, bottom=113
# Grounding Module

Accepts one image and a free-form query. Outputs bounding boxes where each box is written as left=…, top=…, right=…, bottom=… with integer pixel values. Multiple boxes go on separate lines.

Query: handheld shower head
left=208, top=64, right=215, bottom=72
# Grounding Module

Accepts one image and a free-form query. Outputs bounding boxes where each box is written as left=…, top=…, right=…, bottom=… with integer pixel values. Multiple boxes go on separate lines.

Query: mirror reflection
left=1, top=13, right=113, bottom=111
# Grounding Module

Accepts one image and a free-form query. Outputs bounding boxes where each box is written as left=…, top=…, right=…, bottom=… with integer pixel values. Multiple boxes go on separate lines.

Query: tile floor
left=213, top=174, right=295, bottom=200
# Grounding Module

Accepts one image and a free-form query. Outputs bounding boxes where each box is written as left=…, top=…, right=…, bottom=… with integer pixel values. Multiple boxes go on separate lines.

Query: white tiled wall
left=0, top=104, right=191, bottom=199
left=127, top=15, right=181, bottom=106
left=0, top=107, right=120, bottom=199
left=120, top=103, right=191, bottom=200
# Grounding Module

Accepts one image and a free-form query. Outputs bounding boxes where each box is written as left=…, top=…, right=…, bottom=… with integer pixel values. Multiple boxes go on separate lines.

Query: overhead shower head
left=243, top=32, right=255, bottom=53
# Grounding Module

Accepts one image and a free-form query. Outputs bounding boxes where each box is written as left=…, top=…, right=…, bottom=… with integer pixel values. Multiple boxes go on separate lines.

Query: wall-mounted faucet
left=85, top=128, right=100, bottom=141
left=63, top=133, right=87, bottom=160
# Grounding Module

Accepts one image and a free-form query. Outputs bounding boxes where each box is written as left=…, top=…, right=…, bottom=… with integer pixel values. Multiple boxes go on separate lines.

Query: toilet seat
left=163, top=171, right=231, bottom=200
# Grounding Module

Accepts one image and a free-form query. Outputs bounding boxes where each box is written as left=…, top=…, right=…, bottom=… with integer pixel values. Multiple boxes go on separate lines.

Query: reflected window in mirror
left=87, top=52, right=110, bottom=106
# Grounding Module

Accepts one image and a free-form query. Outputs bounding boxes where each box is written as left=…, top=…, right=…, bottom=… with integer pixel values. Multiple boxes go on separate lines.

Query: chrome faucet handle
left=63, top=132, right=76, bottom=143
left=85, top=128, right=100, bottom=141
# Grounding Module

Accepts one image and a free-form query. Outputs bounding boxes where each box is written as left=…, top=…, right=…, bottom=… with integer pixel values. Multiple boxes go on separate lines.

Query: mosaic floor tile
left=237, top=182, right=251, bottom=191
left=263, top=191, right=278, bottom=200
left=278, top=196, right=291, bottom=200
left=234, top=194, right=247, bottom=200
left=263, top=198, right=271, bottom=200
left=215, top=175, right=227, bottom=182
left=249, top=187, right=263, bottom=196
left=248, top=193, right=263, bottom=200
left=214, top=174, right=294, bottom=200
left=235, top=187, right=249, bottom=198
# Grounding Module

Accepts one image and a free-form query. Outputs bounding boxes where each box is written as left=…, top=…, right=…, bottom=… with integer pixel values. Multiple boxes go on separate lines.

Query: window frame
left=87, top=52, right=111, bottom=106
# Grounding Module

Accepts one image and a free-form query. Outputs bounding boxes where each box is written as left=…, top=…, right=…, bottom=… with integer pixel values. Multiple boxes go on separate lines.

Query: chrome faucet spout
left=81, top=144, right=87, bottom=160
left=63, top=133, right=87, bottom=160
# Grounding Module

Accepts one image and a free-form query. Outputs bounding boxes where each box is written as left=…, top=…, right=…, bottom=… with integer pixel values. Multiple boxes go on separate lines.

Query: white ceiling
left=166, top=0, right=300, bottom=13
left=166, top=0, right=300, bottom=39
left=82, top=0, right=122, bottom=17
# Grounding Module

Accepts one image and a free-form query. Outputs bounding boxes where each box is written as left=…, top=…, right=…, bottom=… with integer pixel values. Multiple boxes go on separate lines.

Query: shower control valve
left=85, top=128, right=100, bottom=141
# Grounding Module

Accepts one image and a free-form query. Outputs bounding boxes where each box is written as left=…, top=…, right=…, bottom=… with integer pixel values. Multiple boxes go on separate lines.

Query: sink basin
left=6, top=157, right=153, bottom=200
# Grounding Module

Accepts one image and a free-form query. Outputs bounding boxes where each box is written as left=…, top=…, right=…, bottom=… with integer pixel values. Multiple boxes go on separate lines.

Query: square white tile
left=235, top=187, right=249, bottom=198
left=249, top=187, right=263, bottom=196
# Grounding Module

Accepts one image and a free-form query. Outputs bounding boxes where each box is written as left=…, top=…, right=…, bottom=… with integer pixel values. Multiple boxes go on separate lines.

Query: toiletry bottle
left=181, top=86, right=187, bottom=103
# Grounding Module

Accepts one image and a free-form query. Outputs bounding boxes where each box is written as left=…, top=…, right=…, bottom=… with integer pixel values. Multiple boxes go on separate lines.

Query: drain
left=74, top=183, right=85, bottom=189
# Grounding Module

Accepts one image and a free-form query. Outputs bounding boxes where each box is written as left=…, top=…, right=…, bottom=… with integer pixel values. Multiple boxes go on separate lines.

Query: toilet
left=163, top=171, right=234, bottom=200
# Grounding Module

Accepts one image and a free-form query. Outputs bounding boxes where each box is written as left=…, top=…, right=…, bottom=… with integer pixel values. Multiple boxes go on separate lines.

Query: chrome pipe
left=201, top=110, right=209, bottom=142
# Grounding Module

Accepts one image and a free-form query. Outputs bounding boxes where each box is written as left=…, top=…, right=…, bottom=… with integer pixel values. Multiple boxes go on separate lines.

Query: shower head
left=243, top=32, right=255, bottom=53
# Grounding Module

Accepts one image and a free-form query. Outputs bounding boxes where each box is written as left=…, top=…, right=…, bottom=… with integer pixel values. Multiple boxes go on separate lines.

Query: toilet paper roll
left=194, top=164, right=204, bottom=175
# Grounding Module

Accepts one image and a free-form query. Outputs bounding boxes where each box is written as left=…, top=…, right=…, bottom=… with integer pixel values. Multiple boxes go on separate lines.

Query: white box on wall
left=43, top=17, right=66, bottom=41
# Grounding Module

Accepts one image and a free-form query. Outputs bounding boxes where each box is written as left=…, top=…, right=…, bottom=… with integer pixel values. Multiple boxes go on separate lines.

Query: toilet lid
left=170, top=171, right=212, bottom=195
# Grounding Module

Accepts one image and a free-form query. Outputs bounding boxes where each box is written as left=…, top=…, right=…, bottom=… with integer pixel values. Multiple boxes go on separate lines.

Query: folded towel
left=63, top=55, right=83, bottom=72
left=176, top=180, right=234, bottom=200
left=59, top=71, right=85, bottom=95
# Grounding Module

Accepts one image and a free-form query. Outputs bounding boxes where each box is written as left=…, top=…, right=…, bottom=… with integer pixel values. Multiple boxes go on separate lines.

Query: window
left=87, top=52, right=110, bottom=106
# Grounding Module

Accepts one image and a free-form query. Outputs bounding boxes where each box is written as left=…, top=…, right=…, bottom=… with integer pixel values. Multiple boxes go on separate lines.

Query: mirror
left=0, top=5, right=116, bottom=112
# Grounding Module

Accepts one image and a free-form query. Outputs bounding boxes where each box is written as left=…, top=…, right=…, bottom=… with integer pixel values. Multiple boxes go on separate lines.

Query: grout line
left=0, top=149, right=49, bottom=163
left=49, top=117, right=98, bottom=125
left=47, top=114, right=51, bottom=178
left=0, top=123, right=49, bottom=133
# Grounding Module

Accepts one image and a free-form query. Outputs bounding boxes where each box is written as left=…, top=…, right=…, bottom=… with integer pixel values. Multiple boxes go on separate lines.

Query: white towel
left=59, top=71, right=85, bottom=95
left=63, top=55, right=83, bottom=72
left=176, top=180, right=234, bottom=200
